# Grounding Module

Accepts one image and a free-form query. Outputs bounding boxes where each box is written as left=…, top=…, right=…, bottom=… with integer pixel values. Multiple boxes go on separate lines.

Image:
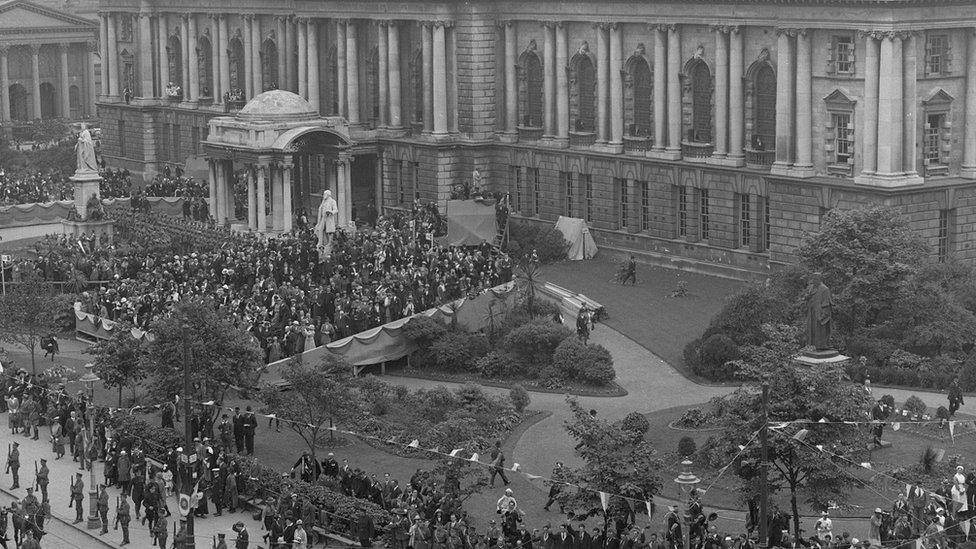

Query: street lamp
left=78, top=363, right=101, bottom=531
left=674, top=460, right=701, bottom=549
left=180, top=322, right=196, bottom=549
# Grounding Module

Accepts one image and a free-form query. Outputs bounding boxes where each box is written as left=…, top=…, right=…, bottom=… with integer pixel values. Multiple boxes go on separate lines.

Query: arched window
left=752, top=64, right=776, bottom=150
left=687, top=59, right=712, bottom=142
left=198, top=36, right=213, bottom=97
left=569, top=51, right=595, bottom=132
left=119, top=49, right=134, bottom=92
left=261, top=39, right=278, bottom=91
left=228, top=37, right=245, bottom=93
left=410, top=49, right=423, bottom=125
left=167, top=35, right=183, bottom=87
left=517, top=48, right=543, bottom=127
left=366, top=47, right=379, bottom=127
left=624, top=53, right=652, bottom=138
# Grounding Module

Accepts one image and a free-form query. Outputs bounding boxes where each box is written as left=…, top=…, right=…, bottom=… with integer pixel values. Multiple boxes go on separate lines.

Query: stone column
left=861, top=32, right=880, bottom=176
left=210, top=15, right=221, bottom=100
left=157, top=14, right=169, bottom=94
left=666, top=25, right=681, bottom=154
left=432, top=21, right=448, bottom=135
left=555, top=23, right=569, bottom=142
left=297, top=17, right=308, bottom=99
left=208, top=160, right=218, bottom=222
left=595, top=23, right=608, bottom=144
left=389, top=22, right=402, bottom=128
left=609, top=24, right=623, bottom=149
left=420, top=22, right=432, bottom=132
left=346, top=20, right=360, bottom=125
left=283, top=164, right=293, bottom=232
left=138, top=13, right=153, bottom=97
left=502, top=21, right=517, bottom=134
left=961, top=30, right=976, bottom=177
left=652, top=26, right=666, bottom=152
left=728, top=26, right=744, bottom=164
left=336, top=20, right=347, bottom=117
left=107, top=13, right=119, bottom=96
left=793, top=29, right=814, bottom=176
left=771, top=29, right=794, bottom=173
left=243, top=15, right=253, bottom=98
left=256, top=163, right=267, bottom=232
left=337, top=154, right=352, bottom=227
left=285, top=17, right=296, bottom=93
left=59, top=43, right=71, bottom=117
left=218, top=15, right=230, bottom=101
left=247, top=165, right=257, bottom=229
left=180, top=15, right=190, bottom=99
left=86, top=42, right=97, bottom=114
left=378, top=21, right=389, bottom=126
left=99, top=14, right=109, bottom=96
left=213, top=160, right=224, bottom=222
left=903, top=33, right=918, bottom=176
left=542, top=22, right=555, bottom=137
left=271, top=164, right=283, bottom=231
left=223, top=160, right=235, bottom=221
left=712, top=27, right=729, bottom=159
left=187, top=15, right=200, bottom=102
left=276, top=17, right=287, bottom=90
left=876, top=32, right=903, bottom=177
left=308, top=19, right=320, bottom=110
left=0, top=47, right=9, bottom=122
left=30, top=44, right=41, bottom=118
left=251, top=16, right=263, bottom=94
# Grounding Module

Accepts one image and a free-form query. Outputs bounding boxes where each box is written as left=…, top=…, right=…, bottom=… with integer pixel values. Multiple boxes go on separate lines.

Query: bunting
left=599, top=492, right=610, bottom=511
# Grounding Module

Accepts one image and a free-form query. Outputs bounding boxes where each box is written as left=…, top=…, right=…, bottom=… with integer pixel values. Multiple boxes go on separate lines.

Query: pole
left=86, top=391, right=100, bottom=530
left=181, top=323, right=196, bottom=549
left=759, top=382, right=770, bottom=548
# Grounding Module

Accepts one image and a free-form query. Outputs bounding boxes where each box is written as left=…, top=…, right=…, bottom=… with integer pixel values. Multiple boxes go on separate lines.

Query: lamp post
left=180, top=322, right=196, bottom=549
left=78, top=363, right=101, bottom=531
left=674, top=460, right=701, bottom=549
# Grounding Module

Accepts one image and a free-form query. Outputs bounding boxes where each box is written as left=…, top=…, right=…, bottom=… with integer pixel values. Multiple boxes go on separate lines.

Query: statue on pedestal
left=315, top=190, right=338, bottom=250
left=806, top=272, right=833, bottom=351
left=74, top=129, right=99, bottom=176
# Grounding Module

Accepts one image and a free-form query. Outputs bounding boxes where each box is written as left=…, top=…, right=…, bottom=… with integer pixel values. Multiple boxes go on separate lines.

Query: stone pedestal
left=794, top=349, right=850, bottom=367
left=61, top=219, right=114, bottom=247
left=70, top=171, right=102, bottom=218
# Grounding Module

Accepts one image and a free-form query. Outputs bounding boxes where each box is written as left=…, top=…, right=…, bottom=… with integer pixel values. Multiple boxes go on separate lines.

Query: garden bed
left=390, top=364, right=627, bottom=397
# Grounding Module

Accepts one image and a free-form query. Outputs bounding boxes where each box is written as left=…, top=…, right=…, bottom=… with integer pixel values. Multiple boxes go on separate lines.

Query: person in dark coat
left=356, top=510, right=376, bottom=548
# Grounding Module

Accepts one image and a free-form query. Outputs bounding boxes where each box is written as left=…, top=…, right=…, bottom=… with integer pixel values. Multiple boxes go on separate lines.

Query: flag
left=511, top=463, right=521, bottom=472
left=906, top=484, right=912, bottom=498
left=265, top=413, right=276, bottom=419
left=599, top=492, right=609, bottom=511
left=202, top=400, right=215, bottom=406
left=818, top=418, right=827, bottom=423
left=469, top=453, right=480, bottom=462
left=737, top=445, right=745, bottom=451
left=428, top=447, right=440, bottom=455
left=449, top=449, right=463, bottom=457
left=769, top=422, right=789, bottom=430
left=815, top=445, right=824, bottom=452
left=408, top=440, right=420, bottom=448
left=646, top=501, right=654, bottom=517
left=949, top=421, right=956, bottom=441
left=793, top=429, right=809, bottom=442
left=860, top=462, right=872, bottom=469
left=893, top=422, right=901, bottom=431
left=526, top=473, right=542, bottom=480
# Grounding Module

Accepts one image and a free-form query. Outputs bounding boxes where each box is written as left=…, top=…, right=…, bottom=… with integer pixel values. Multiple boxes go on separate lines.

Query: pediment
left=922, top=88, right=954, bottom=107
left=0, top=0, right=96, bottom=32
left=823, top=89, right=856, bottom=110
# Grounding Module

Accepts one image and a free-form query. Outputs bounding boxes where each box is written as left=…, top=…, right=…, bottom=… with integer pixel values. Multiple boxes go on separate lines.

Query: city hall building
left=92, top=0, right=976, bottom=274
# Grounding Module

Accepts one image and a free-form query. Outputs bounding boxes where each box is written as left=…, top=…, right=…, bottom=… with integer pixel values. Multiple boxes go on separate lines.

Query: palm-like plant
left=516, top=260, right=541, bottom=315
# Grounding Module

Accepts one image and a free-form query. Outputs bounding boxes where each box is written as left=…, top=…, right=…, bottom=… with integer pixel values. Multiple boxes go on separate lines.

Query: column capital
left=856, top=29, right=886, bottom=40
left=137, top=11, right=152, bottom=20
left=28, top=43, right=41, bottom=55
left=87, top=40, right=99, bottom=53
left=376, top=20, right=389, bottom=28
left=498, top=19, right=515, bottom=29
left=295, top=16, right=309, bottom=24
left=432, top=20, right=454, bottom=29
left=776, top=28, right=803, bottom=37
left=241, top=13, right=254, bottom=21
left=710, top=25, right=733, bottom=34
left=541, top=21, right=558, bottom=30
left=210, top=13, right=224, bottom=23
left=729, top=25, right=741, bottom=35
left=58, top=42, right=70, bottom=52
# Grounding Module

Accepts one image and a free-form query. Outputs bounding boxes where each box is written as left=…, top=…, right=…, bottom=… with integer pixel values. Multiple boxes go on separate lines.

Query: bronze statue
left=806, top=272, right=833, bottom=351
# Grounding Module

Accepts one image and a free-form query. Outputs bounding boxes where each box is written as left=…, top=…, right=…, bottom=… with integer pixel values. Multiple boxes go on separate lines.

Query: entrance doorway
left=8, top=84, right=28, bottom=121
left=39, top=82, right=56, bottom=119
left=351, top=154, right=377, bottom=225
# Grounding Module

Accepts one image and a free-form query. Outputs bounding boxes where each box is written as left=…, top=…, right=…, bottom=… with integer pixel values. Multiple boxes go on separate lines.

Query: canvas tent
left=554, top=216, right=597, bottom=260
left=438, top=199, right=498, bottom=246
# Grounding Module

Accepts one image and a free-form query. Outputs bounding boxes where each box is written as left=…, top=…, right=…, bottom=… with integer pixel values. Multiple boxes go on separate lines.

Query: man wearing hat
left=34, top=459, right=48, bottom=502
left=233, top=521, right=250, bottom=549
left=97, top=484, right=109, bottom=534
left=5, top=441, right=19, bottom=489
left=115, top=493, right=131, bottom=545
left=70, top=472, right=84, bottom=523
left=815, top=511, right=832, bottom=541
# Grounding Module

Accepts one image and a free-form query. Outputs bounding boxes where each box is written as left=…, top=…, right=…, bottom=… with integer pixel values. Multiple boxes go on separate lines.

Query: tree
left=0, top=274, right=60, bottom=375
left=515, top=260, right=542, bottom=316
left=796, top=207, right=928, bottom=341
left=88, top=323, right=147, bottom=406
left=557, top=397, right=663, bottom=532
left=142, top=298, right=263, bottom=404
left=260, top=354, right=358, bottom=462
left=708, top=326, right=872, bottom=538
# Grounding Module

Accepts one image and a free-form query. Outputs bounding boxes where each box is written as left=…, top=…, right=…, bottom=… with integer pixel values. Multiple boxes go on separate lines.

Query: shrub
left=904, top=395, right=927, bottom=416
left=402, top=316, right=448, bottom=348
left=430, top=331, right=488, bottom=372
left=936, top=406, right=950, bottom=420
left=693, top=333, right=740, bottom=380
left=880, top=394, right=895, bottom=408
left=393, top=385, right=409, bottom=400
left=509, top=385, right=530, bottom=413
left=503, top=320, right=573, bottom=366
left=507, top=221, right=570, bottom=263
left=676, top=408, right=707, bottom=428
left=621, top=411, right=650, bottom=438
left=678, top=436, right=697, bottom=457
left=476, top=351, right=528, bottom=379
left=551, top=338, right=616, bottom=386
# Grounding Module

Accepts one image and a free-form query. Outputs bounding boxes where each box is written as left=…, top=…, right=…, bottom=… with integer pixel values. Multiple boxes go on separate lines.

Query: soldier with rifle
left=97, top=485, right=109, bottom=534
left=5, top=442, right=19, bottom=489
left=34, top=459, right=48, bottom=501
left=69, top=472, right=84, bottom=523
left=115, top=493, right=131, bottom=545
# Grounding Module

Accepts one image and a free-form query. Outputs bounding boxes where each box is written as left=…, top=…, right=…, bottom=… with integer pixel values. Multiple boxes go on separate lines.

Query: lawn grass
left=542, top=256, right=744, bottom=383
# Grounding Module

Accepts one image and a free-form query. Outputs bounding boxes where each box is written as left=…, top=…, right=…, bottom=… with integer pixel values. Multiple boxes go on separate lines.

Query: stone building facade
left=94, top=0, right=976, bottom=274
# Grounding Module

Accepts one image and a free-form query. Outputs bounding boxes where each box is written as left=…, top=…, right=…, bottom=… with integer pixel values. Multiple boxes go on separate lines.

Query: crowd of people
left=0, top=169, right=73, bottom=205
left=0, top=168, right=207, bottom=208
left=144, top=173, right=208, bottom=198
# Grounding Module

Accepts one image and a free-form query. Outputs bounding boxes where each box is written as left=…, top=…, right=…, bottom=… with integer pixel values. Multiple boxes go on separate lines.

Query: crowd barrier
left=0, top=196, right=188, bottom=229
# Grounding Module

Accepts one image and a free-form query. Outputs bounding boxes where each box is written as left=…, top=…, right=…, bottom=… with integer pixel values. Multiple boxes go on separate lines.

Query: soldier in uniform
left=35, top=459, right=49, bottom=501
left=70, top=472, right=85, bottom=524
left=97, top=484, right=110, bottom=534
left=115, top=493, right=131, bottom=545
left=6, top=442, right=19, bottom=489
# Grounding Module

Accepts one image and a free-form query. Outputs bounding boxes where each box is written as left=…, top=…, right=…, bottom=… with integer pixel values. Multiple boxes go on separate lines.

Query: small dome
left=236, top=90, right=318, bottom=122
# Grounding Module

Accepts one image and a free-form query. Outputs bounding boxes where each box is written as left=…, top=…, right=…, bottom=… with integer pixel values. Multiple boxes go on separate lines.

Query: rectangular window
left=739, top=194, right=751, bottom=248
left=833, top=35, right=854, bottom=74
left=640, top=181, right=650, bottom=232
left=532, top=168, right=541, bottom=216
left=617, top=178, right=628, bottom=229
left=563, top=171, right=574, bottom=217
left=924, top=113, right=949, bottom=175
left=831, top=113, right=853, bottom=165
left=938, top=209, right=954, bottom=262
left=677, top=186, right=688, bottom=238
left=411, top=162, right=420, bottom=202
left=925, top=34, right=949, bottom=76
left=512, top=167, right=523, bottom=214
left=699, top=188, right=710, bottom=241
left=397, top=161, right=405, bottom=204
left=583, top=174, right=593, bottom=222
left=763, top=197, right=771, bottom=252
left=118, top=120, right=125, bottom=157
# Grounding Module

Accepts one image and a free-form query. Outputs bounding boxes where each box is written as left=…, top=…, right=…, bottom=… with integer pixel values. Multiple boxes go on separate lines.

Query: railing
left=744, top=148, right=776, bottom=169
left=569, top=131, right=596, bottom=148
left=681, top=141, right=714, bottom=160
left=623, top=136, right=653, bottom=154
left=518, top=126, right=544, bottom=141
left=224, top=99, right=245, bottom=112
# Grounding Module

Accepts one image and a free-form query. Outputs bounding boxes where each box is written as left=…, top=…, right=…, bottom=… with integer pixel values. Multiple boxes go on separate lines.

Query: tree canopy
left=88, top=322, right=147, bottom=406
left=0, top=273, right=60, bottom=375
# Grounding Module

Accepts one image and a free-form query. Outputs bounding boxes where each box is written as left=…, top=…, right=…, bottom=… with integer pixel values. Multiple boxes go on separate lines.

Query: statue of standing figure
left=806, top=272, right=833, bottom=351
left=315, top=190, right=339, bottom=250
left=74, top=129, right=99, bottom=175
